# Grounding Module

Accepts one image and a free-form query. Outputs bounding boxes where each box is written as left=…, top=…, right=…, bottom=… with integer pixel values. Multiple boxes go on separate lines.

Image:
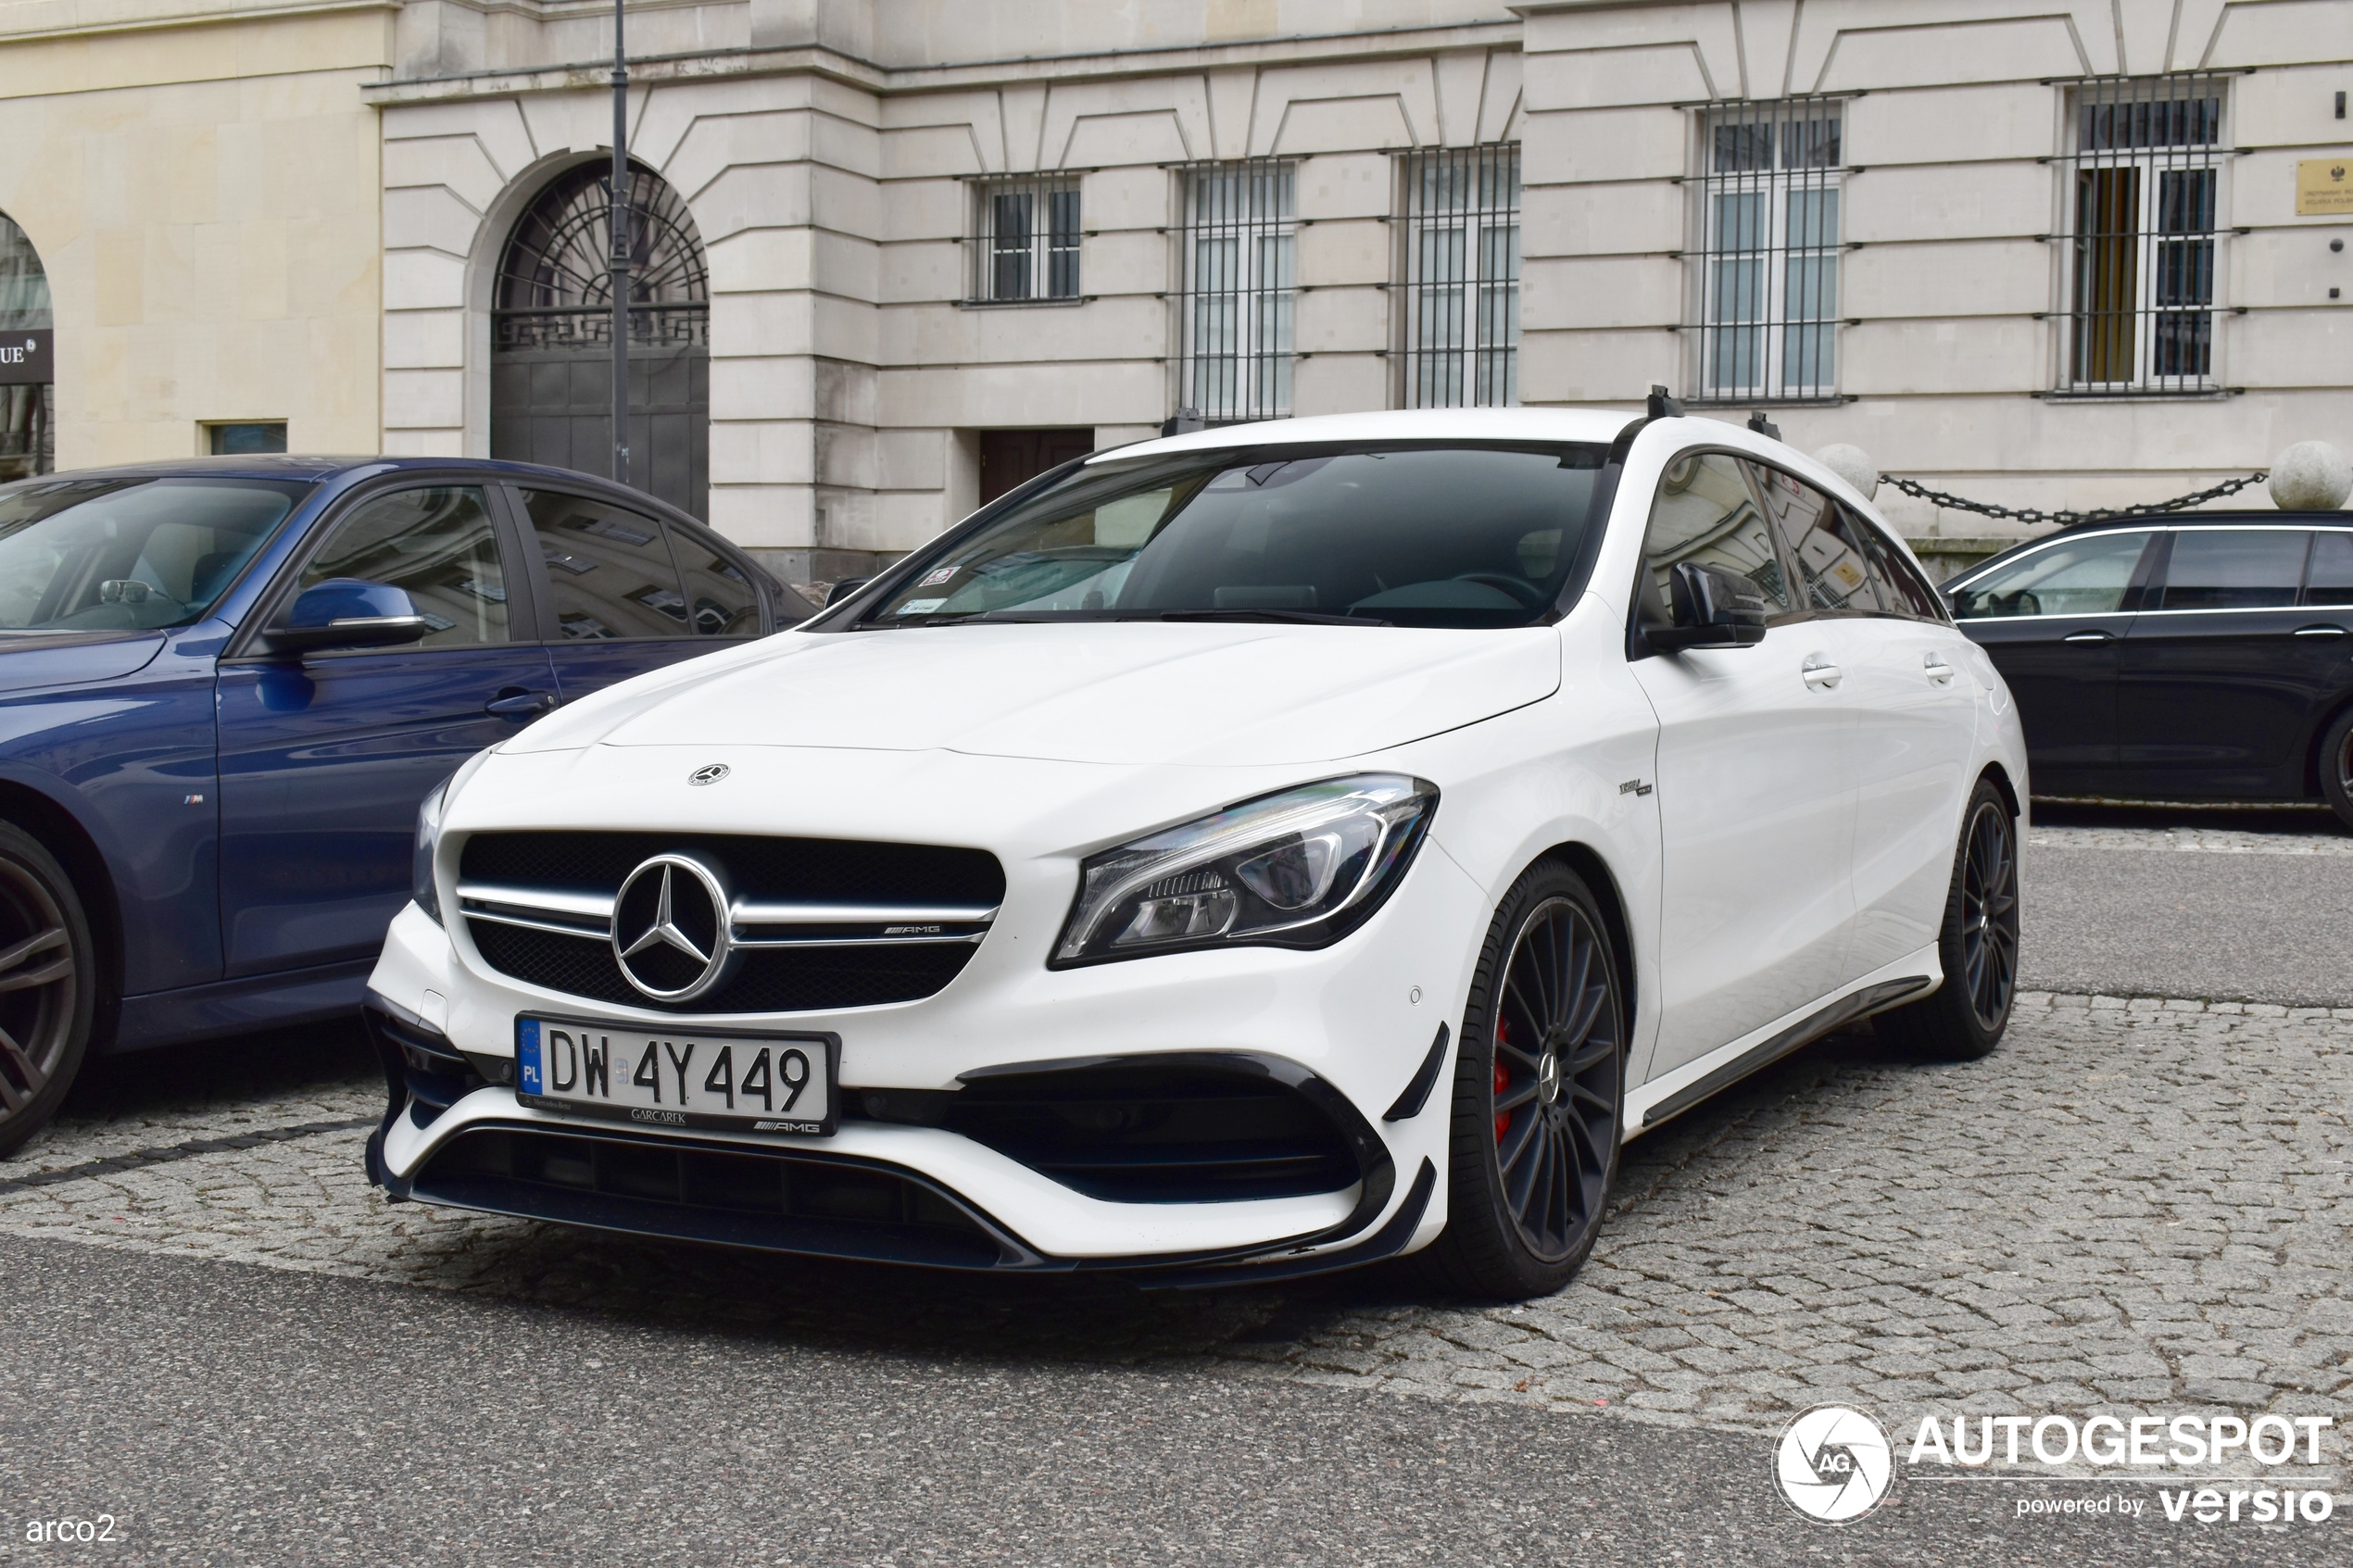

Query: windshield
left=0, top=477, right=309, bottom=633
left=860, top=443, right=1611, bottom=630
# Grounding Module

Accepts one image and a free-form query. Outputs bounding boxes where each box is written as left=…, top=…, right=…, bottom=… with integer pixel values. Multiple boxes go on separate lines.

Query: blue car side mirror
left=267, top=578, right=433, bottom=655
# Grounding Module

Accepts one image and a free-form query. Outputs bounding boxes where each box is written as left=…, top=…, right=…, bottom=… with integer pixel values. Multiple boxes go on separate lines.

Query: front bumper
left=363, top=839, right=1486, bottom=1282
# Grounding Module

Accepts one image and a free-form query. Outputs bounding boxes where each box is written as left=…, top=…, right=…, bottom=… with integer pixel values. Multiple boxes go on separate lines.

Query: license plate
left=513, top=1017, right=839, bottom=1135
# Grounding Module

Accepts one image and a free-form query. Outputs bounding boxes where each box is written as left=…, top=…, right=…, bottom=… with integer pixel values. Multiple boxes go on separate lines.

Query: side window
left=1849, top=509, right=1946, bottom=621
left=2305, top=531, right=2353, bottom=608
left=1947, top=530, right=2153, bottom=620
left=286, top=486, right=510, bottom=648
left=521, top=490, right=694, bottom=641
left=1637, top=452, right=1794, bottom=630
left=1747, top=463, right=1882, bottom=614
left=2155, top=529, right=2309, bottom=611
left=664, top=524, right=762, bottom=636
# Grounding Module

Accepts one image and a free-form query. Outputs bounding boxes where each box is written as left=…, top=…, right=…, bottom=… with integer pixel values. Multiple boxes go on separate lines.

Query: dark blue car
left=0, top=456, right=812, bottom=1154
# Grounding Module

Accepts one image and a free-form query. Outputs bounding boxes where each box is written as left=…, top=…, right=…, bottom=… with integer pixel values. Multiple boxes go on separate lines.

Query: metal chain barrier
left=1877, top=470, right=2270, bottom=529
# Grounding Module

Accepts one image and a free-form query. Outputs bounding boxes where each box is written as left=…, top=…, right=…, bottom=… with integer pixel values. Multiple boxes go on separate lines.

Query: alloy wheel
left=0, top=859, right=80, bottom=1129
left=1490, top=896, right=1622, bottom=1263
left=1958, top=800, right=2019, bottom=1030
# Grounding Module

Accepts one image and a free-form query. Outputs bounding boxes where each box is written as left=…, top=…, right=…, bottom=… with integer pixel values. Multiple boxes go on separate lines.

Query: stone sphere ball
left=2269, top=441, right=2352, bottom=511
left=1813, top=444, right=1879, bottom=500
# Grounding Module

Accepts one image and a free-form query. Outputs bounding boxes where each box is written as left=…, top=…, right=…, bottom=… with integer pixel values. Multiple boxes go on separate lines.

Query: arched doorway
left=0, top=213, right=52, bottom=483
left=491, top=163, right=709, bottom=520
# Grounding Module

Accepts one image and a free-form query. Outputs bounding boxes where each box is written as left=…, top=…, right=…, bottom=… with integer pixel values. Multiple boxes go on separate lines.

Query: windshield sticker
left=917, top=567, right=959, bottom=587
left=897, top=598, right=948, bottom=615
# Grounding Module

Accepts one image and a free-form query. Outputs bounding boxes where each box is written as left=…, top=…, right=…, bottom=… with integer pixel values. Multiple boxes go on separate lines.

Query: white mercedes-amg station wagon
left=364, top=404, right=2026, bottom=1298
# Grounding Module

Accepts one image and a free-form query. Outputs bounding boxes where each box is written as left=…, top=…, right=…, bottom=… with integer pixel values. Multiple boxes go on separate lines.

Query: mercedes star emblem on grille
left=611, top=854, right=735, bottom=1001
left=688, top=763, right=730, bottom=785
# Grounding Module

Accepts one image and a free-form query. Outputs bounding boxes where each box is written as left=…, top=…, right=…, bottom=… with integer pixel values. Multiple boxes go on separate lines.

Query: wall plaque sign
left=0, top=328, right=49, bottom=385
left=2296, top=157, right=2353, bottom=217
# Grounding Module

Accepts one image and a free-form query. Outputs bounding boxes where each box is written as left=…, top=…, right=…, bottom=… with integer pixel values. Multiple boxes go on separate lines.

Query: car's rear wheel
left=1423, top=859, right=1624, bottom=1301
left=1873, top=778, right=2019, bottom=1061
left=2320, top=706, right=2353, bottom=834
left=0, top=822, right=95, bottom=1159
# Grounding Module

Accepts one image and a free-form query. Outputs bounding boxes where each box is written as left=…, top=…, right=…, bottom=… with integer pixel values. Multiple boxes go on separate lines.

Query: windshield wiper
left=1152, top=608, right=1393, bottom=628
left=858, top=607, right=1395, bottom=630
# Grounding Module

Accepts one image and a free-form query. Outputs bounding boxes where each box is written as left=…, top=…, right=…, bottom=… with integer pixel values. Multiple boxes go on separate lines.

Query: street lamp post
left=610, top=0, right=630, bottom=488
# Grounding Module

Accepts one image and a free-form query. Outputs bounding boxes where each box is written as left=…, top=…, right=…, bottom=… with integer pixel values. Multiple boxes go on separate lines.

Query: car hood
left=0, top=631, right=168, bottom=696
left=509, top=622, right=1561, bottom=767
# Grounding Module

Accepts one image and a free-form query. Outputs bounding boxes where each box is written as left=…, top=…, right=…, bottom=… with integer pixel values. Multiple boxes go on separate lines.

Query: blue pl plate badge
left=517, top=1018, right=543, bottom=1094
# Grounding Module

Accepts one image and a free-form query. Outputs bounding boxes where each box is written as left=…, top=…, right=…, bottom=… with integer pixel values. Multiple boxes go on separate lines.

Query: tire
left=1872, top=778, right=2020, bottom=1062
left=0, top=822, right=96, bottom=1160
left=2321, top=707, right=2353, bottom=835
left=1421, top=859, right=1626, bottom=1301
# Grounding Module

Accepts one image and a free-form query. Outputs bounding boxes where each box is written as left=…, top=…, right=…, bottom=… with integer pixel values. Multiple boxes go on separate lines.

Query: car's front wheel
left=1872, top=777, right=2020, bottom=1061
left=0, top=822, right=96, bottom=1160
left=1423, top=859, right=1625, bottom=1301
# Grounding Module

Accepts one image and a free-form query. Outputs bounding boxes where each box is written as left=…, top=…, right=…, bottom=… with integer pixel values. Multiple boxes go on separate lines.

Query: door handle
left=1801, top=655, right=1843, bottom=690
left=1923, top=653, right=1956, bottom=685
left=2062, top=630, right=2116, bottom=645
left=2291, top=625, right=2347, bottom=637
left=485, top=690, right=558, bottom=719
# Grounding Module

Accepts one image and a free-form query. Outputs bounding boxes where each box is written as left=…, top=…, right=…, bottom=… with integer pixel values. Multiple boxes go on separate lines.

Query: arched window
left=491, top=163, right=709, bottom=520
left=0, top=213, right=52, bottom=483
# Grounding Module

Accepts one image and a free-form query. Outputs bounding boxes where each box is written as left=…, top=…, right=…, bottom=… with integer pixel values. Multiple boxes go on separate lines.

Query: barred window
left=1175, top=159, right=1295, bottom=420
left=970, top=176, right=1080, bottom=304
left=2060, top=76, right=2226, bottom=393
left=1690, top=99, right=1843, bottom=402
left=1398, top=145, right=1521, bottom=408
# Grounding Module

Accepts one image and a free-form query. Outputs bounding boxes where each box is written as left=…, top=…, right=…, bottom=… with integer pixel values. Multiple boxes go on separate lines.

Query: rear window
left=2156, top=529, right=2309, bottom=611
left=855, top=444, right=1610, bottom=631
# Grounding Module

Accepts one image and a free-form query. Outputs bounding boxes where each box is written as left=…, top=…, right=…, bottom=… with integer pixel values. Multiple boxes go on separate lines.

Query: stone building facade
left=0, top=0, right=389, bottom=468
left=6, top=2, right=2350, bottom=583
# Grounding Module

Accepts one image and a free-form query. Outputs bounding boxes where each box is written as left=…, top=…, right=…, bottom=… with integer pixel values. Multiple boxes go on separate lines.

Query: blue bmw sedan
left=0, top=456, right=812, bottom=1154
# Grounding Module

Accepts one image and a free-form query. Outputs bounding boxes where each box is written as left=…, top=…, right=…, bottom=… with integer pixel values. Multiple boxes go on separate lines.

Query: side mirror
left=1649, top=561, right=1769, bottom=651
left=267, top=578, right=432, bottom=654
left=823, top=576, right=871, bottom=608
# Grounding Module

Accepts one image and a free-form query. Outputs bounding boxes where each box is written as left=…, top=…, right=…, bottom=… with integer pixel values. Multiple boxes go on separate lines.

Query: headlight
left=412, top=781, right=448, bottom=926
left=1052, top=774, right=1438, bottom=966
left=413, top=747, right=496, bottom=926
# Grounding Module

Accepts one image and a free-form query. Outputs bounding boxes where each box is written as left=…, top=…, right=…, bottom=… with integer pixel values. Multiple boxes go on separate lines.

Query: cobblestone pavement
left=2028, top=822, right=2353, bottom=855
left=6, top=995, right=2347, bottom=1461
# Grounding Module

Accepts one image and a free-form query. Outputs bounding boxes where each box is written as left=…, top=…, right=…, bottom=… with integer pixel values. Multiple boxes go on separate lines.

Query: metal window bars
left=970, top=175, right=1082, bottom=303
left=493, top=163, right=709, bottom=352
left=2059, top=75, right=2227, bottom=393
left=1397, top=144, right=1522, bottom=408
left=1172, top=159, right=1297, bottom=421
left=1690, top=97, right=1844, bottom=402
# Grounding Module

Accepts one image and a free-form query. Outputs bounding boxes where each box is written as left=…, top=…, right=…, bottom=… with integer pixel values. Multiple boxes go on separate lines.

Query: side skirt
left=106, top=959, right=375, bottom=1055
left=1622, top=947, right=1940, bottom=1137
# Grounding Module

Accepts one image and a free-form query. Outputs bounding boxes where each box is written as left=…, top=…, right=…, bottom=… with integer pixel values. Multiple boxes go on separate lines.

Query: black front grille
left=932, top=1062, right=1362, bottom=1203
left=468, top=921, right=979, bottom=1013
left=458, top=832, right=1005, bottom=1012
left=460, top=832, right=1005, bottom=906
left=409, top=1124, right=1018, bottom=1269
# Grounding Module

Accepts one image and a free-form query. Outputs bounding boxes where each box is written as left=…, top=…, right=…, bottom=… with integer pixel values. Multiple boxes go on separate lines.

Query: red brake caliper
left=1493, top=1021, right=1511, bottom=1142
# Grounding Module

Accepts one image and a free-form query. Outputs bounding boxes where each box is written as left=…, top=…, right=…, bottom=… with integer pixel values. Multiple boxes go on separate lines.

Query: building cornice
left=362, top=19, right=1523, bottom=106
left=0, top=0, right=394, bottom=47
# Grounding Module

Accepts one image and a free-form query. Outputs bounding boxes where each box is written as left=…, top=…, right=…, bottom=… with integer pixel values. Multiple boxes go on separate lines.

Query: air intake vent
left=410, top=1124, right=1026, bottom=1269
left=932, top=1060, right=1365, bottom=1203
